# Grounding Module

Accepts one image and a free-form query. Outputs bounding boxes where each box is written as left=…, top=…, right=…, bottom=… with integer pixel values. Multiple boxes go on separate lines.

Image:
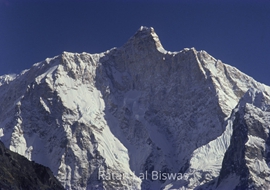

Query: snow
left=0, top=74, right=17, bottom=86
left=9, top=125, right=27, bottom=156
left=40, top=97, right=51, bottom=113
left=1, top=26, right=270, bottom=190
left=0, top=128, right=3, bottom=137
left=189, top=118, right=233, bottom=172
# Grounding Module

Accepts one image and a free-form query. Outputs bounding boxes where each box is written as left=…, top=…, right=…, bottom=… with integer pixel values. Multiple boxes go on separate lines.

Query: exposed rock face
left=0, top=26, right=270, bottom=189
left=0, top=140, right=64, bottom=190
left=216, top=89, right=270, bottom=190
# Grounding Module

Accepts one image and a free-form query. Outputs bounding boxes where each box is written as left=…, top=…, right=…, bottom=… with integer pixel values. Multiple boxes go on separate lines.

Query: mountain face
left=0, top=140, right=64, bottom=190
left=0, top=26, right=270, bottom=190
left=215, top=89, right=270, bottom=190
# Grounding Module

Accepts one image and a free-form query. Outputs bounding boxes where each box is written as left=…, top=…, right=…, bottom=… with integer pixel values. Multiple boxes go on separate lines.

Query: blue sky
left=0, top=0, right=270, bottom=85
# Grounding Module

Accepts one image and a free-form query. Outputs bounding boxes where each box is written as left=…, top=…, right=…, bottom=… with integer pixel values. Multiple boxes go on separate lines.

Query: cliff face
left=0, top=141, right=64, bottom=190
left=216, top=89, right=270, bottom=190
left=0, top=26, right=270, bottom=190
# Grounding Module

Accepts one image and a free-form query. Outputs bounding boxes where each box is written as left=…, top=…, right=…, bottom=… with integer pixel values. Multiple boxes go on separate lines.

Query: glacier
left=0, top=26, right=270, bottom=190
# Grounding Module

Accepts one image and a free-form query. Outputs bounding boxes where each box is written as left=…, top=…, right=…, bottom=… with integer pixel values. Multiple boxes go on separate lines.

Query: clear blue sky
left=1, top=0, right=270, bottom=85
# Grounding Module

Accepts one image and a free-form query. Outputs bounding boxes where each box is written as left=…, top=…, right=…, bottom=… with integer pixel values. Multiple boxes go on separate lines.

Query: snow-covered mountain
left=0, top=26, right=270, bottom=190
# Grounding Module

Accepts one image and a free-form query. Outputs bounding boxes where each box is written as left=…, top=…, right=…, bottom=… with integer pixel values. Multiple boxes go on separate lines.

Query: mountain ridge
left=0, top=140, right=64, bottom=190
left=0, top=26, right=270, bottom=190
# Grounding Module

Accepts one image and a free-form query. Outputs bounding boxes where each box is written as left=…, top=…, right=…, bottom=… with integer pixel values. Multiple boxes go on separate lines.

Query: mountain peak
left=137, top=26, right=155, bottom=34
left=123, top=26, right=166, bottom=53
left=238, top=88, right=270, bottom=111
